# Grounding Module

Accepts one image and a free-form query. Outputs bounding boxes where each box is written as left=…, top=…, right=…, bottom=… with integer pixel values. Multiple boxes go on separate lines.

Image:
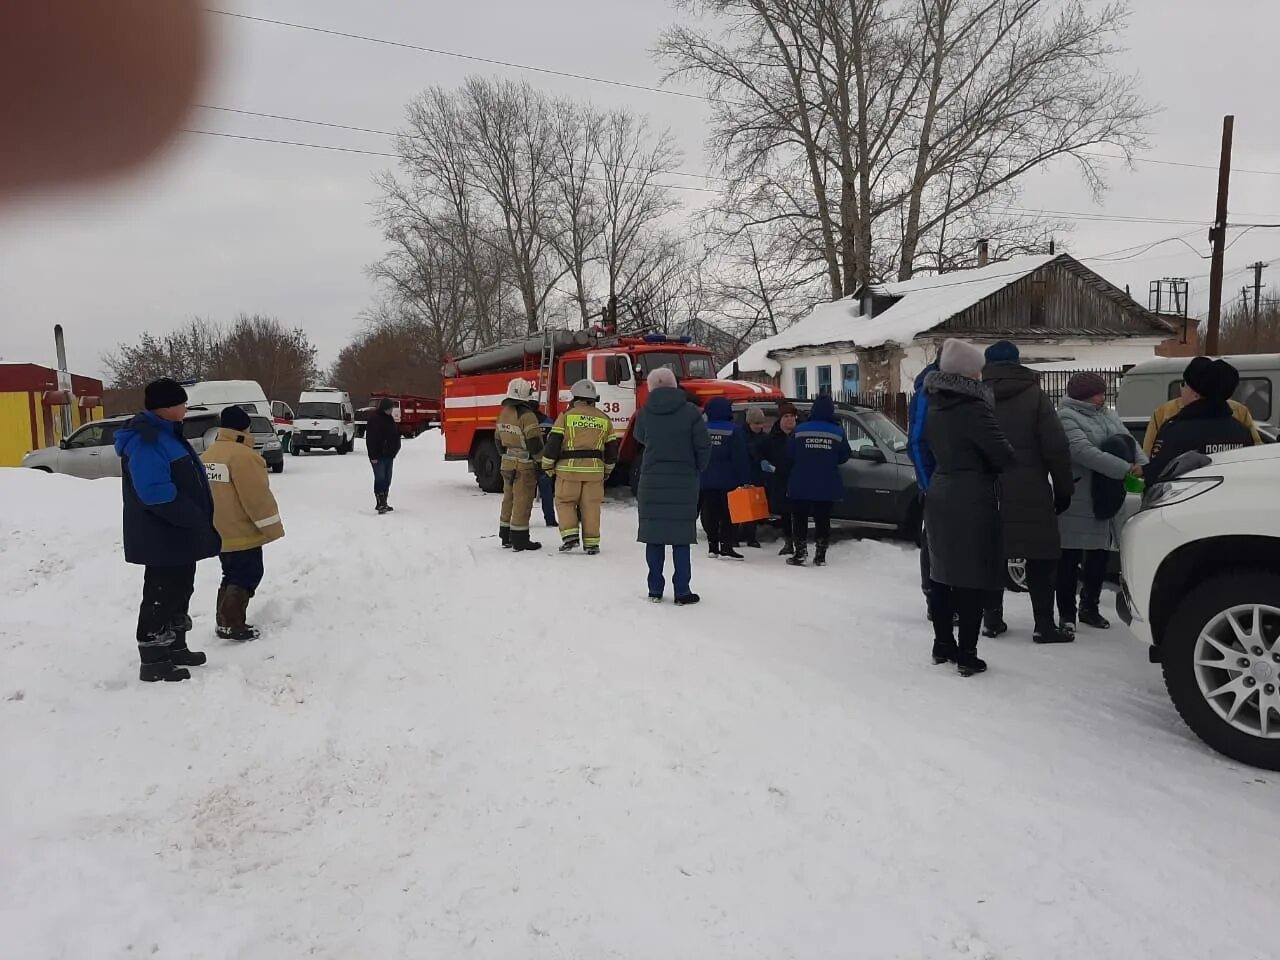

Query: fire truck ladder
left=536, top=328, right=556, bottom=406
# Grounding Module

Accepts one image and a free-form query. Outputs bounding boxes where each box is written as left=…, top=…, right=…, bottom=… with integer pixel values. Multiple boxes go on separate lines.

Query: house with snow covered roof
left=721, top=254, right=1179, bottom=397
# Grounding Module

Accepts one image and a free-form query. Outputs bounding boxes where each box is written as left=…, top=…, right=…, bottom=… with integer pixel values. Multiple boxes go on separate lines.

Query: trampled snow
left=2, top=435, right=1277, bottom=958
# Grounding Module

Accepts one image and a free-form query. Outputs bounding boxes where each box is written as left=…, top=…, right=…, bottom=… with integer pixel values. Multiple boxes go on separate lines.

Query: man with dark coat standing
left=785, top=394, right=852, bottom=567
left=764, top=402, right=800, bottom=555
left=738, top=406, right=771, bottom=548
left=114, top=377, right=222, bottom=682
left=364, top=397, right=402, bottom=515
left=1148, top=357, right=1259, bottom=481
left=634, top=367, right=711, bottom=604
left=980, top=341, right=1075, bottom=644
left=699, top=396, right=751, bottom=561
left=924, top=340, right=1015, bottom=676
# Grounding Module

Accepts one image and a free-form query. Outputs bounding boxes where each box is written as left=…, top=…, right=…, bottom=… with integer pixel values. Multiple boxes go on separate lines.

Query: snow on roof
left=724, top=255, right=1057, bottom=377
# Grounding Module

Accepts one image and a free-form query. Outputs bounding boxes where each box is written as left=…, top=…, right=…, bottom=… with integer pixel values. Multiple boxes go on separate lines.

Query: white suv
left=1119, top=445, right=1280, bottom=769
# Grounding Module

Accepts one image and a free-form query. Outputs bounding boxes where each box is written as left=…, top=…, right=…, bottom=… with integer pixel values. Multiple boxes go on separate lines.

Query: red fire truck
left=442, top=330, right=780, bottom=492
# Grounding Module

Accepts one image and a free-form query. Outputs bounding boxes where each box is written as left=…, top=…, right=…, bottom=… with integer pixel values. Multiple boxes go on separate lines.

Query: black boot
left=1079, top=605, right=1111, bottom=629
left=981, top=608, right=1008, bottom=638
left=500, top=526, right=512, bottom=549
left=1033, top=622, right=1075, bottom=644
left=719, top=545, right=745, bottom=561
left=931, top=640, right=958, bottom=665
left=559, top=535, right=580, bottom=552
left=708, top=541, right=720, bottom=558
left=956, top=651, right=988, bottom=677
left=168, top=621, right=207, bottom=666
left=787, top=543, right=808, bottom=566
left=139, top=638, right=190, bottom=683
left=375, top=493, right=389, bottom=515
left=778, top=538, right=795, bottom=556
left=813, top=540, right=828, bottom=566
left=511, top=530, right=542, bottom=552
left=674, top=593, right=701, bottom=606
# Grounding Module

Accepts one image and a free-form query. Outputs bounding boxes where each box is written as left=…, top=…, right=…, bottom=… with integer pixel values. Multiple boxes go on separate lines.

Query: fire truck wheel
left=472, top=441, right=503, bottom=494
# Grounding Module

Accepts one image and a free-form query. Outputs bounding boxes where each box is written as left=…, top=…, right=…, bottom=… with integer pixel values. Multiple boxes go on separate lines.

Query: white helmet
left=506, top=378, right=534, bottom=401
left=570, top=379, right=599, bottom=402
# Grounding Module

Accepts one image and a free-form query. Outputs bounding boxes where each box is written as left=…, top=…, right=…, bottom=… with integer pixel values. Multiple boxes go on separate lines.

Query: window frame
left=816, top=364, right=833, bottom=396
left=793, top=366, right=809, bottom=400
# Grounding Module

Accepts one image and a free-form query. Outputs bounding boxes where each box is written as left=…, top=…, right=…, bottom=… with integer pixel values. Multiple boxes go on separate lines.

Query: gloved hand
left=760, top=460, right=776, bottom=474
left=1055, top=492, right=1072, bottom=515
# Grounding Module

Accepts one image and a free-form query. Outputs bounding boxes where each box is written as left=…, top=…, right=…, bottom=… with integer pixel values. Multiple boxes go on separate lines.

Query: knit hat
left=144, top=377, right=188, bottom=411
left=377, top=397, right=395, bottom=412
left=1066, top=371, right=1107, bottom=402
left=647, top=367, right=678, bottom=391
left=938, top=339, right=986, bottom=379
left=984, top=340, right=1020, bottom=364
left=776, top=401, right=799, bottom=418
left=219, top=404, right=252, bottom=431
left=746, top=407, right=766, bottom=425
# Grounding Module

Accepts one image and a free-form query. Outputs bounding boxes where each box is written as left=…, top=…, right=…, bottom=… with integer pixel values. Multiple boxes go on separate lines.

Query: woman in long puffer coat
left=924, top=339, right=1015, bottom=676
left=1056, top=372, right=1146, bottom=635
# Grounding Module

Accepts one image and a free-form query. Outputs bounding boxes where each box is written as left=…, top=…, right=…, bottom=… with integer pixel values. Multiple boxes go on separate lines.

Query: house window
left=793, top=367, right=809, bottom=400
left=816, top=365, right=833, bottom=396
left=841, top=363, right=860, bottom=398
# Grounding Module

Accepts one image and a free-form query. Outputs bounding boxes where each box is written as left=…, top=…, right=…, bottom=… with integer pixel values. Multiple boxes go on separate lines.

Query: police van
left=1117, top=354, right=1278, bottom=430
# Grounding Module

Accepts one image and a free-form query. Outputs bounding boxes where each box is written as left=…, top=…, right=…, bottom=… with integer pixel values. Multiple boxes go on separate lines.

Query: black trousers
left=930, top=580, right=984, bottom=653
left=137, top=563, right=197, bottom=650
left=220, top=547, right=265, bottom=595
left=987, top=558, right=1058, bottom=629
left=1057, top=548, right=1108, bottom=621
left=700, top=490, right=735, bottom=547
left=792, top=501, right=832, bottom=546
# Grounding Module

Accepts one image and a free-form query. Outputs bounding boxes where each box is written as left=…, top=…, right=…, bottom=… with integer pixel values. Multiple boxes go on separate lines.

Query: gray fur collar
left=924, top=370, right=994, bottom=405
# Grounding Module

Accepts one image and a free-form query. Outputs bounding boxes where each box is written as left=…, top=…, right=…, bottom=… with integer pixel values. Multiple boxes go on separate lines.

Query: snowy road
left=2, top=435, right=1277, bottom=959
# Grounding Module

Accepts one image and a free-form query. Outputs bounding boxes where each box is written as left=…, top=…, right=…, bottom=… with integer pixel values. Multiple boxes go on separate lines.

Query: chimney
left=976, top=239, right=989, bottom=268
left=1048, top=237, right=1056, bottom=255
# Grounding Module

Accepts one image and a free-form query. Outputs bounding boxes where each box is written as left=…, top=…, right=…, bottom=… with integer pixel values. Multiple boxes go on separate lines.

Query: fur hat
left=938, top=339, right=986, bottom=379
left=647, top=367, right=678, bottom=391
left=1067, top=371, right=1107, bottom=402
left=219, top=405, right=252, bottom=431
left=776, top=401, right=799, bottom=419
left=144, top=377, right=187, bottom=411
left=746, top=406, right=766, bottom=425
left=1198, top=358, right=1240, bottom=402
left=984, top=340, right=1020, bottom=364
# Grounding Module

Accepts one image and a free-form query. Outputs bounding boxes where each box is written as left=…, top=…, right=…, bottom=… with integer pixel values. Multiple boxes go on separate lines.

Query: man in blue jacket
left=907, top=361, right=939, bottom=613
left=785, top=394, right=852, bottom=566
left=115, top=378, right=222, bottom=682
left=699, top=396, right=751, bottom=560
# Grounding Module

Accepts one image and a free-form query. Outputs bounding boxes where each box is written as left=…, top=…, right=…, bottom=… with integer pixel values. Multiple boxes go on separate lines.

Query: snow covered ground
left=2, top=434, right=1278, bottom=959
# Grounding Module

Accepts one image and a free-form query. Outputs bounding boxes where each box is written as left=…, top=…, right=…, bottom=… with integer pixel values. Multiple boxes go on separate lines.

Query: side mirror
left=59, top=439, right=69, bottom=450
left=856, top=446, right=886, bottom=463
left=607, top=358, right=623, bottom=387
left=344, top=414, right=353, bottom=423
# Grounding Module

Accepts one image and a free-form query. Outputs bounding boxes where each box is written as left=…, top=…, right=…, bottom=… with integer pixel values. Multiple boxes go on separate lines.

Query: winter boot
left=955, top=651, right=988, bottom=677
left=1059, top=620, right=1077, bottom=640
left=719, top=545, right=745, bottom=561
left=674, top=593, right=701, bottom=606
left=220, top=586, right=259, bottom=642
left=707, top=541, right=720, bottom=558
left=778, top=538, right=795, bottom=556
left=511, top=530, right=542, bottom=552
left=215, top=586, right=228, bottom=634
left=559, top=535, right=580, bottom=553
left=1033, top=623, right=1075, bottom=644
left=981, top=608, right=1008, bottom=638
left=375, top=493, right=389, bottom=515
left=746, top=539, right=762, bottom=549
left=584, top=544, right=600, bottom=556
left=168, top=616, right=207, bottom=667
left=931, top=640, right=958, bottom=665
left=139, top=638, right=190, bottom=683
left=1079, top=606, right=1111, bottom=629
left=813, top=540, right=829, bottom=567
left=787, top=543, right=808, bottom=567
left=500, top=526, right=512, bottom=549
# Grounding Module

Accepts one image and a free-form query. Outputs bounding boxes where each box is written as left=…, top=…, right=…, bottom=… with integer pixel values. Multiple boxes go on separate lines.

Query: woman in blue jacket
left=785, top=394, right=851, bottom=566
left=699, top=396, right=751, bottom=560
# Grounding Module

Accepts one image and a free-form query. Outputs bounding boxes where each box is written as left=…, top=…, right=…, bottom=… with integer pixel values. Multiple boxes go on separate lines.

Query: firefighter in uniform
left=541, top=380, right=619, bottom=554
left=496, top=377, right=545, bottom=552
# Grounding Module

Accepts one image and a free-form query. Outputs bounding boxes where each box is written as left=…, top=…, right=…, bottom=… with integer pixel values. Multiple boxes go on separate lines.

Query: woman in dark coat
left=924, top=340, right=1015, bottom=676
left=634, top=367, right=711, bottom=604
left=980, top=341, right=1074, bottom=643
left=763, top=402, right=799, bottom=554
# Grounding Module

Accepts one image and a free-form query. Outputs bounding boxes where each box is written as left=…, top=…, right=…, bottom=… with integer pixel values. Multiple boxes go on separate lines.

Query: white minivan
left=293, top=388, right=356, bottom=455
left=183, top=379, right=272, bottom=418
left=1117, top=354, right=1277, bottom=431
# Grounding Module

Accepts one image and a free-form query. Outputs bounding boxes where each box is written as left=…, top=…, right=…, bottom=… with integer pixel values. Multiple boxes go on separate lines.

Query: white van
left=293, top=388, right=356, bottom=455
left=183, top=379, right=271, bottom=418
left=1117, top=354, right=1278, bottom=429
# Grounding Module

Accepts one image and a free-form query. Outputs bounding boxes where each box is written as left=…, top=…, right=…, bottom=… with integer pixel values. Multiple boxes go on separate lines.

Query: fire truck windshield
left=635, top=351, right=715, bottom=380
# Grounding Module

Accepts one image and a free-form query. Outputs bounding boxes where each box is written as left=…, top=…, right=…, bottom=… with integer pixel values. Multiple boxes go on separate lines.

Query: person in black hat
left=112, top=377, right=221, bottom=682
left=1147, top=358, right=1259, bottom=481
left=363, top=397, right=403, bottom=514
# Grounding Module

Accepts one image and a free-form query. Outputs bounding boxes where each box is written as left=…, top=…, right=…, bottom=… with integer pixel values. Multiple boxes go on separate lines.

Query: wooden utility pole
left=1250, top=261, right=1268, bottom=323
left=1205, top=115, right=1235, bottom=356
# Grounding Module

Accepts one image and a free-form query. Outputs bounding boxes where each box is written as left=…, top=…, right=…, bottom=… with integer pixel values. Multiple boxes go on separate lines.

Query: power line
left=1078, top=149, right=1280, bottom=179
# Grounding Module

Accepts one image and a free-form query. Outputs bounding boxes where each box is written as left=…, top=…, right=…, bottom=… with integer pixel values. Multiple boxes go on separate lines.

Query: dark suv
left=731, top=399, right=921, bottom=538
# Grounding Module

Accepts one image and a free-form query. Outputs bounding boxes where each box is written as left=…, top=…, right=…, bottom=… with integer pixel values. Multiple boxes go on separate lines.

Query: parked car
left=183, top=379, right=271, bottom=417
left=292, top=388, right=356, bottom=455
left=729, top=399, right=921, bottom=538
left=1118, top=444, right=1280, bottom=769
left=248, top=415, right=285, bottom=474
left=1117, top=354, right=1277, bottom=431
left=21, top=410, right=221, bottom=479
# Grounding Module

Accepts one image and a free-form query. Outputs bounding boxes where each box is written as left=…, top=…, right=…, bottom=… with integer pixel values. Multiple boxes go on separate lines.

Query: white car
left=292, top=389, right=356, bottom=455
left=1118, top=444, right=1280, bottom=769
left=21, top=411, right=222, bottom=479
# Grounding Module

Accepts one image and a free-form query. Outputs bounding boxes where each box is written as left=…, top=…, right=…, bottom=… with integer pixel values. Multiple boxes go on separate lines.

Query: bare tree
left=547, top=100, right=604, bottom=328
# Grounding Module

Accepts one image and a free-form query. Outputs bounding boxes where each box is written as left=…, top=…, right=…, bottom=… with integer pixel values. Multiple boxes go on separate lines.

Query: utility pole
left=1205, top=115, right=1234, bottom=356
left=1249, top=260, right=1268, bottom=324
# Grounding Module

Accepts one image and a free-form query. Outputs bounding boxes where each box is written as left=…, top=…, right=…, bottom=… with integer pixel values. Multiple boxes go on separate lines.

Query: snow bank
left=727, top=256, right=1057, bottom=377
left=3, top=441, right=1279, bottom=959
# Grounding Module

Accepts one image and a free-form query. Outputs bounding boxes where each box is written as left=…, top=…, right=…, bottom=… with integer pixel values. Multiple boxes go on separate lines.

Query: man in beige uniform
left=496, top=378, right=545, bottom=552
left=541, top=380, right=619, bottom=555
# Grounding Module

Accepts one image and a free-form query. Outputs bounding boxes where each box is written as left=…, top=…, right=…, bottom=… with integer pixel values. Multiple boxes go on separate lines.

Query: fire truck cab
left=442, top=331, right=780, bottom=493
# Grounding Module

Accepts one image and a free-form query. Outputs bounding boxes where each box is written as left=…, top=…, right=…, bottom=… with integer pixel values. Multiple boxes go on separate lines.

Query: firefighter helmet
left=506, top=378, right=534, bottom=401
left=570, top=379, right=599, bottom=402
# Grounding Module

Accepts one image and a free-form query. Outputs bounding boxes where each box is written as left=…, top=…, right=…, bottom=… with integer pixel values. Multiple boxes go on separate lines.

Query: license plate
left=306, top=433, right=326, bottom=440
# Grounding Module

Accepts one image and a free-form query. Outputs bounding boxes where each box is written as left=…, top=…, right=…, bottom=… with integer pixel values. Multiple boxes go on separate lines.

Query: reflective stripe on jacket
left=201, top=427, right=285, bottom=552
left=497, top=400, right=544, bottom=471
left=541, top=402, right=619, bottom=477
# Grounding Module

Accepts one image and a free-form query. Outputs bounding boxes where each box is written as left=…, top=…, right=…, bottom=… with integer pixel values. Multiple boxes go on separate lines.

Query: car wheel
left=338, top=439, right=350, bottom=455
left=1162, top=572, right=1280, bottom=770
left=271, top=461, right=284, bottom=474
left=292, top=445, right=305, bottom=456
left=30, top=466, right=53, bottom=473
left=1005, top=558, right=1029, bottom=593
left=472, top=441, right=503, bottom=494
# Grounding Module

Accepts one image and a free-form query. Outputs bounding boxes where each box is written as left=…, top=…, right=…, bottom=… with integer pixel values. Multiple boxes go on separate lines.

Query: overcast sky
left=2, top=0, right=1279, bottom=380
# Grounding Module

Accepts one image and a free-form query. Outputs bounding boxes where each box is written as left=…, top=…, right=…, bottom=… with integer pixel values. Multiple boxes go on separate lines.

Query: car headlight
left=1142, top=477, right=1222, bottom=509
left=329, top=426, right=340, bottom=434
